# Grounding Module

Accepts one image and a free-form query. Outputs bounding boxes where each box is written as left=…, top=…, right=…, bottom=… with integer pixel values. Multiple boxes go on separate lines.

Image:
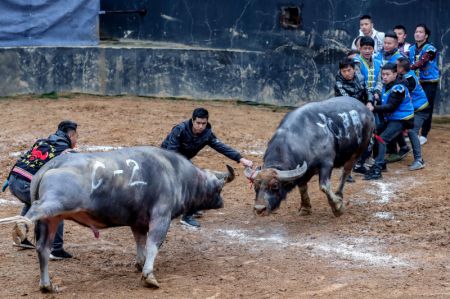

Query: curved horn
left=244, top=166, right=260, bottom=180
left=225, top=164, right=235, bottom=183
left=213, top=165, right=235, bottom=184
left=276, top=161, right=308, bottom=182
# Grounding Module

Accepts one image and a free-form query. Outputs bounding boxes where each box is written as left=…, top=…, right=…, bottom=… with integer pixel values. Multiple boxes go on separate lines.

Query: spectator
left=352, top=15, right=385, bottom=54
left=364, top=63, right=414, bottom=180
left=347, top=49, right=360, bottom=60
left=394, top=25, right=411, bottom=57
left=375, top=30, right=405, bottom=66
left=334, top=58, right=370, bottom=104
left=334, top=58, right=373, bottom=182
left=397, top=57, right=428, bottom=170
left=409, top=23, right=440, bottom=145
left=354, top=36, right=382, bottom=102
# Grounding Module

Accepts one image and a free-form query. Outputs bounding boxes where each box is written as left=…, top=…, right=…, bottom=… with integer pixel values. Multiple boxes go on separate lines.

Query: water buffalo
left=245, top=96, right=375, bottom=217
left=0, top=146, right=234, bottom=292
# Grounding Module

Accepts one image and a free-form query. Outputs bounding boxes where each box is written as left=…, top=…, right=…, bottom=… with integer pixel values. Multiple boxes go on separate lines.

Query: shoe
left=398, top=147, right=410, bottom=159
left=409, top=160, right=425, bottom=171
left=385, top=153, right=402, bottom=163
left=365, top=157, right=375, bottom=167
left=13, top=238, right=35, bottom=249
left=364, top=167, right=382, bottom=180
left=193, top=211, right=204, bottom=218
left=346, top=175, right=355, bottom=183
left=419, top=136, right=427, bottom=145
left=180, top=215, right=200, bottom=228
left=50, top=249, right=72, bottom=260
left=353, top=164, right=367, bottom=174
left=385, top=147, right=410, bottom=163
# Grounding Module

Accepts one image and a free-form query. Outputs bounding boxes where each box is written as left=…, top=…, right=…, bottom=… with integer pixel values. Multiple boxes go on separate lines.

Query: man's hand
left=239, top=158, right=253, bottom=168
left=366, top=102, right=374, bottom=111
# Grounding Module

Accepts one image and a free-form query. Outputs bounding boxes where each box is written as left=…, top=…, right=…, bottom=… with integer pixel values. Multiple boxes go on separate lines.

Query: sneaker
left=385, top=153, right=402, bottom=163
left=409, top=160, right=425, bottom=171
left=419, top=136, right=427, bottom=145
left=364, top=167, right=382, bottom=180
left=386, top=147, right=410, bottom=163
left=353, top=164, right=367, bottom=174
left=180, top=215, right=200, bottom=228
left=50, top=249, right=72, bottom=260
left=13, top=238, right=35, bottom=249
left=346, top=175, right=355, bottom=183
left=193, top=211, right=204, bottom=218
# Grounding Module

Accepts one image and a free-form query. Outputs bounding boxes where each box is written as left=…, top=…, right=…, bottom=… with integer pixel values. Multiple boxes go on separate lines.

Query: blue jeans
left=375, top=120, right=404, bottom=169
left=9, top=175, right=64, bottom=250
left=408, top=109, right=429, bottom=161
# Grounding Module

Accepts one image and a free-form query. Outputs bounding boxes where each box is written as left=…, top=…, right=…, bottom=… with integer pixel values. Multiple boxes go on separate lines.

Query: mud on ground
left=0, top=95, right=449, bottom=298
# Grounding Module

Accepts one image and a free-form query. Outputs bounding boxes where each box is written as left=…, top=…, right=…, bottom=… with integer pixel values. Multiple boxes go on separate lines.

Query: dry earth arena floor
left=0, top=95, right=449, bottom=298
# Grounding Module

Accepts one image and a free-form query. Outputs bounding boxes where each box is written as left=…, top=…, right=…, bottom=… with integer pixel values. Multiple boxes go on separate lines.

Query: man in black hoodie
left=334, top=58, right=373, bottom=182
left=161, top=108, right=253, bottom=227
left=3, top=121, right=78, bottom=259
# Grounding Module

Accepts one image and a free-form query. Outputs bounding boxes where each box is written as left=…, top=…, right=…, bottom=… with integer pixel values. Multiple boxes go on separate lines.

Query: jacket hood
left=48, top=130, right=72, bottom=148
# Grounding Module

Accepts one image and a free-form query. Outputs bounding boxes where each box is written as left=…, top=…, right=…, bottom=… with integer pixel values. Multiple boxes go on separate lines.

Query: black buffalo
left=245, top=97, right=375, bottom=217
left=0, top=146, right=234, bottom=292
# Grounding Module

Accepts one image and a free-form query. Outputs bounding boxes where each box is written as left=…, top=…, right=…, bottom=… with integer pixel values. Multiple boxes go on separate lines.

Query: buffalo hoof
left=12, top=223, right=27, bottom=245
left=142, top=273, right=160, bottom=288
left=298, top=207, right=312, bottom=216
left=39, top=283, right=56, bottom=293
left=135, top=262, right=143, bottom=272
left=331, top=201, right=345, bottom=217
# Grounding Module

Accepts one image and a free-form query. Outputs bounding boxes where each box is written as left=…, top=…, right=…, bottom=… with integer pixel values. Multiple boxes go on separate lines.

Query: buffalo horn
left=244, top=166, right=260, bottom=180
left=276, top=162, right=308, bottom=181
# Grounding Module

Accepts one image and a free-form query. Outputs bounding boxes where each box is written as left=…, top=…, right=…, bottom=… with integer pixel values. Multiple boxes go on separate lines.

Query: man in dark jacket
left=3, top=121, right=78, bottom=259
left=161, top=108, right=253, bottom=227
left=334, top=58, right=373, bottom=182
left=335, top=58, right=372, bottom=104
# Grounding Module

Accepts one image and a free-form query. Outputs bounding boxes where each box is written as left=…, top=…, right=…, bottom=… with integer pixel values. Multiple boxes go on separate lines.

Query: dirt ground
left=0, top=95, right=449, bottom=298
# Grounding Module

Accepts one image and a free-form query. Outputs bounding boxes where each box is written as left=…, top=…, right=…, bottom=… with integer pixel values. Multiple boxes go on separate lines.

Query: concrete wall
left=0, top=0, right=449, bottom=112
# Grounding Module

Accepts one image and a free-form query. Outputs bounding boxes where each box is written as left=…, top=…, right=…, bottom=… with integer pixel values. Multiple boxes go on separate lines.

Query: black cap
left=57, top=120, right=78, bottom=133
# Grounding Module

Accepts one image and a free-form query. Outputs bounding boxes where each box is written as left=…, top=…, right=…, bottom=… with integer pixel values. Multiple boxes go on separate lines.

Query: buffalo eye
left=270, top=182, right=280, bottom=191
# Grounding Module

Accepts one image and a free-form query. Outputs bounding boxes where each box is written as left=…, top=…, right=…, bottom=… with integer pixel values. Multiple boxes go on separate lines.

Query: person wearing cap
left=2, top=120, right=78, bottom=259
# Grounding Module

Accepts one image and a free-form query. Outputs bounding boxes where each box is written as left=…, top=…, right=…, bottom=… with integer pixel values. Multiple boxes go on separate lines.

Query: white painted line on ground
left=373, top=212, right=394, bottom=220
left=0, top=198, right=22, bottom=206
left=209, top=228, right=410, bottom=268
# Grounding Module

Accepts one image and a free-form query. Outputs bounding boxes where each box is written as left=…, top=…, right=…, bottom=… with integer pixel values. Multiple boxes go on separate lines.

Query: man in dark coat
left=161, top=108, right=253, bottom=227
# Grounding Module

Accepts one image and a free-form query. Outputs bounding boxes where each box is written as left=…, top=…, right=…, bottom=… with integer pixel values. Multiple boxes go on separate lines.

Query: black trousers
left=420, top=81, right=439, bottom=138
